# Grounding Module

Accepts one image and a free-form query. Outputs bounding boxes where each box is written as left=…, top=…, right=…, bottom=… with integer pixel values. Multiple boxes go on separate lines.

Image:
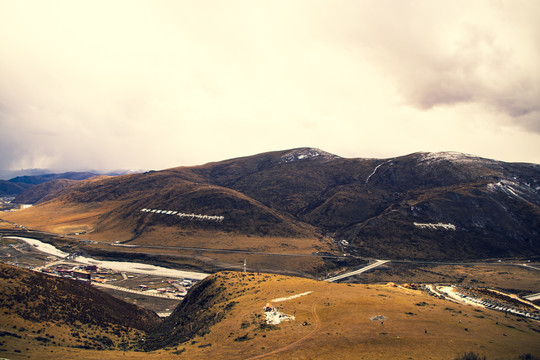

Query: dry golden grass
left=127, top=228, right=332, bottom=254
left=0, top=202, right=334, bottom=275
left=2, top=271, right=539, bottom=359
left=0, top=219, right=19, bottom=230
left=0, top=313, right=144, bottom=358
left=0, top=201, right=331, bottom=255
left=159, top=273, right=539, bottom=360
left=0, top=200, right=120, bottom=236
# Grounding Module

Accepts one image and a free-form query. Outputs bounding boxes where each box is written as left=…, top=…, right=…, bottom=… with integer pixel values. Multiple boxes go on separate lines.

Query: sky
left=1, top=0, right=539, bottom=173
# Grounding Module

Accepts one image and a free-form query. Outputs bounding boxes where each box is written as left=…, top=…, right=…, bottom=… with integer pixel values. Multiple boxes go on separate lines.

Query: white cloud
left=0, top=0, right=539, bottom=171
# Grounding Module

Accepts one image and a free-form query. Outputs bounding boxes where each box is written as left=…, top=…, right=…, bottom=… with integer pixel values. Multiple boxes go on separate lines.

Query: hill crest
left=1, top=148, right=539, bottom=263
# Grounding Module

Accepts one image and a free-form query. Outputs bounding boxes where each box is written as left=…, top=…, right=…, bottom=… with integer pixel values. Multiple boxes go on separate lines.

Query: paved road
left=521, top=263, right=540, bottom=272
left=325, top=260, right=390, bottom=282
left=92, top=282, right=182, bottom=300
left=524, top=292, right=540, bottom=301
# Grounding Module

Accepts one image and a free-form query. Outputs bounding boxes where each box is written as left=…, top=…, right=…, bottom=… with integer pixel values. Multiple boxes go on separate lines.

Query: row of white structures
left=454, top=291, right=540, bottom=321
left=414, top=222, right=456, bottom=230
left=141, top=208, right=224, bottom=222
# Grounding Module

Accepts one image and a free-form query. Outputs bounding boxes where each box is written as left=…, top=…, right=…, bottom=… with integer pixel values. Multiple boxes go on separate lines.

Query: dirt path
left=246, top=303, right=321, bottom=360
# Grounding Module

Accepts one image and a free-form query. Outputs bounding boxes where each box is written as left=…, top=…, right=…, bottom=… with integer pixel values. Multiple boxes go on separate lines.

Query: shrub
left=518, top=355, right=540, bottom=360
left=454, top=352, right=486, bottom=360
left=234, top=334, right=252, bottom=342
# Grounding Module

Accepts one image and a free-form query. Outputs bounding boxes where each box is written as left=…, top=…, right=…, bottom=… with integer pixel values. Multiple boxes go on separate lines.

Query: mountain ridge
left=1, top=148, right=539, bottom=263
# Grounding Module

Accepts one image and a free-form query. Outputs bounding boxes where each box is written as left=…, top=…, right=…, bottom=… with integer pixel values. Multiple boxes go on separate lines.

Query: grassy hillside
left=0, top=263, right=160, bottom=358
left=1, top=266, right=538, bottom=359
left=12, top=178, right=78, bottom=204
left=138, top=272, right=540, bottom=359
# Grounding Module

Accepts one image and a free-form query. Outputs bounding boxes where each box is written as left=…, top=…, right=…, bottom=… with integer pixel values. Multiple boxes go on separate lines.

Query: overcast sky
left=1, top=0, right=539, bottom=173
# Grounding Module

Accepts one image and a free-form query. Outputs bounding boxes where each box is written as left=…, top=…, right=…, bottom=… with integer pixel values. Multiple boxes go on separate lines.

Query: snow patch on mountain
left=365, top=160, right=392, bottom=185
left=487, top=180, right=532, bottom=198
left=279, top=148, right=340, bottom=164
left=418, top=152, right=496, bottom=165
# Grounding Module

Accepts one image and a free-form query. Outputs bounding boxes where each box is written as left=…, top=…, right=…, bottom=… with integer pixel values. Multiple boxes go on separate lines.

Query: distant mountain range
left=0, top=169, right=144, bottom=199
left=0, top=168, right=51, bottom=181
left=0, top=172, right=99, bottom=199
left=1, top=148, right=539, bottom=261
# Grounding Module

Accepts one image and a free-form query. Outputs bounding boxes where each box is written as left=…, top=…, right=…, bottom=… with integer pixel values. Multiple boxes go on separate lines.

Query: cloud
left=324, top=0, right=540, bottom=131
left=0, top=0, right=539, bottom=171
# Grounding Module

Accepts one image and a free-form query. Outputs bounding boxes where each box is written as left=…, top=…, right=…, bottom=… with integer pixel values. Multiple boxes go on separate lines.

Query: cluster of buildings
left=138, top=279, right=194, bottom=297
left=41, top=264, right=103, bottom=281
left=0, top=197, right=32, bottom=212
left=37, top=263, right=198, bottom=298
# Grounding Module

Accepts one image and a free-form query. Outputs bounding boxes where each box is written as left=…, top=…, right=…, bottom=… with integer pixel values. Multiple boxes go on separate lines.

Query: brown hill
left=0, top=263, right=160, bottom=356
left=145, top=271, right=540, bottom=359
left=1, top=171, right=99, bottom=198
left=1, top=266, right=538, bottom=359
left=1, top=148, right=539, bottom=262
left=12, top=178, right=78, bottom=204
left=0, top=180, right=31, bottom=196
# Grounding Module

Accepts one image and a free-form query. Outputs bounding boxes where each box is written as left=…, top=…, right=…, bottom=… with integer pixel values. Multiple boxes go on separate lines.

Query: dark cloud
left=354, top=2, right=540, bottom=132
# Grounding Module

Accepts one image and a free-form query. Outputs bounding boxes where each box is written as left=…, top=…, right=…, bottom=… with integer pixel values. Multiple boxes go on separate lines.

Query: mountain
left=11, top=179, right=79, bottom=204
left=0, top=168, right=50, bottom=181
left=0, top=180, right=32, bottom=197
left=2, top=171, right=142, bottom=199
left=1, top=148, right=539, bottom=261
left=8, top=172, right=99, bottom=185
left=0, top=172, right=99, bottom=198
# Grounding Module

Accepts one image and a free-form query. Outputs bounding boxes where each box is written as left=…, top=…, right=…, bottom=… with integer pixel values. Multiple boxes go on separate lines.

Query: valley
left=1, top=261, right=539, bottom=359
left=1, top=148, right=539, bottom=359
left=1, top=225, right=539, bottom=359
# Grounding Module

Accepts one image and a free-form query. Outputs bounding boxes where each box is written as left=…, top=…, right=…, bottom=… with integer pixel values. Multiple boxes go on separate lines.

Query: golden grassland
left=149, top=273, right=540, bottom=360
left=125, top=227, right=332, bottom=254
left=0, top=203, right=335, bottom=275
left=0, top=313, right=144, bottom=358
left=0, top=201, right=120, bottom=236
left=3, top=271, right=538, bottom=359
left=0, top=220, right=19, bottom=230
left=0, top=202, right=332, bottom=255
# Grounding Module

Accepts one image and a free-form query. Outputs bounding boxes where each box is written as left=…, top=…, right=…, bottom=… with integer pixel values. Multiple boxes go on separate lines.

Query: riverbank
left=5, top=236, right=209, bottom=280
